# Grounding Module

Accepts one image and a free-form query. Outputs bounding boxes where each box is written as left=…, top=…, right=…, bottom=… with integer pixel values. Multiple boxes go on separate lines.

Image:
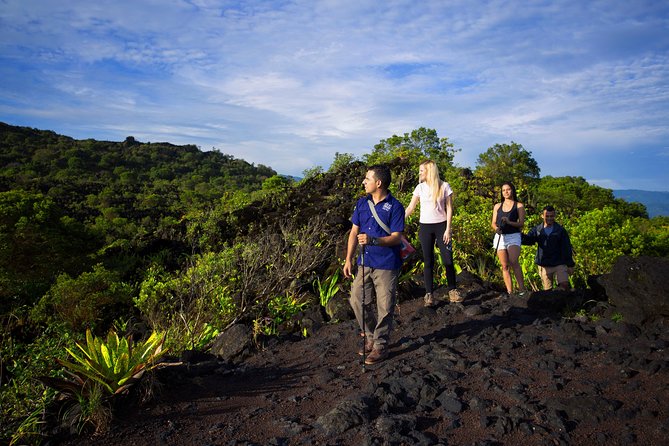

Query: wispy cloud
left=1, top=0, right=668, bottom=189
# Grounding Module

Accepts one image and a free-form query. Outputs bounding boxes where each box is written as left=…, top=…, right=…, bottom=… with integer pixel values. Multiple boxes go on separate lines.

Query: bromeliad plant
left=52, top=329, right=167, bottom=396
left=37, top=329, right=166, bottom=437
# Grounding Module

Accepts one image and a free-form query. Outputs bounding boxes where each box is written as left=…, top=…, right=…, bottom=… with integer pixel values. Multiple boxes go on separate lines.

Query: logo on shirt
left=382, top=203, right=392, bottom=212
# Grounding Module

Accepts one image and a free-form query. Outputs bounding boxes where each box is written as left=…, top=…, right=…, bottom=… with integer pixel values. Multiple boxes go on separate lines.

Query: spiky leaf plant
left=55, top=329, right=166, bottom=395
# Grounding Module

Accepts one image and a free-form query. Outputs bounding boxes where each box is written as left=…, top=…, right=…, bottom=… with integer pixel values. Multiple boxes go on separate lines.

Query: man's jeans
left=349, top=267, right=399, bottom=348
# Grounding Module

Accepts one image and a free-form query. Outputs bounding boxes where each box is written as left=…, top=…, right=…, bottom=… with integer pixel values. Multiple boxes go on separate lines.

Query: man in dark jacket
left=522, top=205, right=575, bottom=290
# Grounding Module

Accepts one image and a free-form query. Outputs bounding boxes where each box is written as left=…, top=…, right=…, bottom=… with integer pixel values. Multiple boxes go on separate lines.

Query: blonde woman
left=491, top=182, right=527, bottom=296
left=405, top=160, right=460, bottom=307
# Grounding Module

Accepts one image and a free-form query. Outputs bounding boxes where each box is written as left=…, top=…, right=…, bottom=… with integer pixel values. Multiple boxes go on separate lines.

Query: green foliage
left=262, top=174, right=294, bottom=192
left=364, top=127, right=458, bottom=192
left=568, top=206, right=655, bottom=286
left=328, top=152, right=357, bottom=173
left=253, top=292, right=309, bottom=339
left=313, top=270, right=341, bottom=307
left=31, top=264, right=134, bottom=332
left=519, top=245, right=542, bottom=291
left=1, top=322, right=73, bottom=444
left=49, top=328, right=166, bottom=396
left=451, top=201, right=497, bottom=279
left=301, top=165, right=324, bottom=180
left=474, top=142, right=540, bottom=203
left=0, top=190, right=97, bottom=311
left=9, top=390, right=52, bottom=446
left=135, top=252, right=238, bottom=352
left=536, top=176, right=628, bottom=218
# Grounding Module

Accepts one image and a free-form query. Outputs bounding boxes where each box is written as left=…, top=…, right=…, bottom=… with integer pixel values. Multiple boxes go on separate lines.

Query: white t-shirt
left=412, top=181, right=453, bottom=224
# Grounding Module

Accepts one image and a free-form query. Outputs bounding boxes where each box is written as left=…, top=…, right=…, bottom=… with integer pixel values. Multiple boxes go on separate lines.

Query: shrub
left=569, top=207, right=652, bottom=287
left=31, top=265, right=133, bottom=332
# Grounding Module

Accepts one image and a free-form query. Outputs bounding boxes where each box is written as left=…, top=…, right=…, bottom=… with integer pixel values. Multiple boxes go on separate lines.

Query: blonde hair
left=420, top=160, right=443, bottom=209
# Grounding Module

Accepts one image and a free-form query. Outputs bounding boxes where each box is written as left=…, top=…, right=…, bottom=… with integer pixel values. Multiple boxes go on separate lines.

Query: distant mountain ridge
left=614, top=189, right=669, bottom=218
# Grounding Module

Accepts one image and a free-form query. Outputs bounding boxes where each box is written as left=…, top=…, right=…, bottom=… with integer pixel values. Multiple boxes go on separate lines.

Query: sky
left=1, top=0, right=668, bottom=191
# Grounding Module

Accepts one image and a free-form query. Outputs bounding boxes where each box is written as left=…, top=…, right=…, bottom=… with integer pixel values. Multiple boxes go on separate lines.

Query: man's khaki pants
left=349, top=267, right=399, bottom=349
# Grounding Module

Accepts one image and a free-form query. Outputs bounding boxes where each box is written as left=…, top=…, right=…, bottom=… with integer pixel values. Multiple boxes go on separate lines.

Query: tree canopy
left=474, top=142, right=540, bottom=202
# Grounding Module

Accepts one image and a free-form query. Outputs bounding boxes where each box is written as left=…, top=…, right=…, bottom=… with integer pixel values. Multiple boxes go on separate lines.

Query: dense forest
left=1, top=122, right=668, bottom=444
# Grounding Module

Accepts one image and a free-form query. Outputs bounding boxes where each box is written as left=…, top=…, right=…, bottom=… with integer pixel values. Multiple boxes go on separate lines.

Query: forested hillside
left=1, top=122, right=276, bottom=310
left=2, top=123, right=668, bottom=445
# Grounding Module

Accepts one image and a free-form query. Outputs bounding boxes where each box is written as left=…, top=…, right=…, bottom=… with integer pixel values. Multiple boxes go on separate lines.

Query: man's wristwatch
left=370, top=237, right=379, bottom=246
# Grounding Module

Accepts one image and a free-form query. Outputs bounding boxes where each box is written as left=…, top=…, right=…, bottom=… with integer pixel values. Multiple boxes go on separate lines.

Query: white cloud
left=1, top=0, right=668, bottom=188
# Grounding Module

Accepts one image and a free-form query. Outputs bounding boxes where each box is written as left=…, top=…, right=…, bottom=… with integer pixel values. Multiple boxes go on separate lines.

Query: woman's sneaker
left=424, top=293, right=436, bottom=307
left=448, top=289, right=465, bottom=303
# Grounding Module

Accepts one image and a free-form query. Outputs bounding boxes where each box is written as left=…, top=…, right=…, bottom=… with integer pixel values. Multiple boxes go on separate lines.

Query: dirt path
left=65, top=285, right=669, bottom=446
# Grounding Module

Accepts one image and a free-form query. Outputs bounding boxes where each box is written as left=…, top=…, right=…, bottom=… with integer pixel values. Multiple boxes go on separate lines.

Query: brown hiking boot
left=365, top=346, right=388, bottom=365
left=448, top=288, right=465, bottom=303
left=357, top=338, right=374, bottom=356
left=424, top=293, right=436, bottom=307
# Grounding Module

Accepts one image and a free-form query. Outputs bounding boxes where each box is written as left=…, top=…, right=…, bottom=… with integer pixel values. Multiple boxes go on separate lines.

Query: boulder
left=210, top=323, right=254, bottom=364
left=455, top=269, right=484, bottom=287
left=324, top=291, right=354, bottom=322
left=527, top=289, right=585, bottom=313
left=597, top=256, right=669, bottom=325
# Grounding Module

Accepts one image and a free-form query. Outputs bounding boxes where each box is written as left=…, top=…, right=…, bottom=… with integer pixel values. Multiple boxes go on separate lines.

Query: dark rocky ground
left=60, top=260, right=669, bottom=446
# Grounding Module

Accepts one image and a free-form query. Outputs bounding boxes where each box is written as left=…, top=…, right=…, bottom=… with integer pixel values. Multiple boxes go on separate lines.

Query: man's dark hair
left=543, top=205, right=556, bottom=213
left=369, top=164, right=391, bottom=190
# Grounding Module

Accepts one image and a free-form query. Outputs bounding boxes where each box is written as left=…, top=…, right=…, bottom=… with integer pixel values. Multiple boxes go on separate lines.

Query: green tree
left=365, top=127, right=457, bottom=172
left=301, top=165, right=324, bottom=180
left=474, top=142, right=540, bottom=204
left=364, top=127, right=458, bottom=192
left=262, top=175, right=294, bottom=192
left=328, top=152, right=357, bottom=173
left=536, top=176, right=618, bottom=217
left=0, top=190, right=97, bottom=310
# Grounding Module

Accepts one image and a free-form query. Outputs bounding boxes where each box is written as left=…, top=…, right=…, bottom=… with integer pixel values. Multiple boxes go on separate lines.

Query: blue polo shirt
left=351, top=192, right=405, bottom=270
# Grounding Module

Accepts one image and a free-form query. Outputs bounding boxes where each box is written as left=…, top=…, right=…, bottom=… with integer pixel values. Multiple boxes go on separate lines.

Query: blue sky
left=1, top=0, right=668, bottom=191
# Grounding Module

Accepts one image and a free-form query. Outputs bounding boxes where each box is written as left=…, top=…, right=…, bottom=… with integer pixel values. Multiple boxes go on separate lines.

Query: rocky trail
left=63, top=260, right=669, bottom=446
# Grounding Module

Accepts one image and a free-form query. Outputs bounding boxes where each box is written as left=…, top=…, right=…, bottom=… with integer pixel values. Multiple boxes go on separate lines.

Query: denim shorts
left=493, top=232, right=521, bottom=250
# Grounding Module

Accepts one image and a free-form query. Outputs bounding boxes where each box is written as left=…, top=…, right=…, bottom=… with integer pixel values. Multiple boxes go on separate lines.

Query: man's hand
left=357, top=233, right=371, bottom=245
left=343, top=259, right=354, bottom=279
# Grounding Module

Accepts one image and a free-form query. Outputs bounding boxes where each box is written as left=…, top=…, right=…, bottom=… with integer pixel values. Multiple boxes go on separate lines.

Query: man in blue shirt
left=343, top=165, right=405, bottom=365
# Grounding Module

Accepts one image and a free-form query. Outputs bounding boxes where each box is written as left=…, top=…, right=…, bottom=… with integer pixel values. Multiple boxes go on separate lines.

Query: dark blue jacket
left=522, top=222, right=575, bottom=267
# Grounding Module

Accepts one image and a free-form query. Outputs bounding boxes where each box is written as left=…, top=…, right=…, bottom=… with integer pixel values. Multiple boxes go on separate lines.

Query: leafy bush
left=569, top=207, right=653, bottom=286
left=253, top=292, right=309, bottom=339
left=135, top=252, right=238, bottom=352
left=1, top=321, right=73, bottom=445
left=138, top=217, right=334, bottom=351
left=31, top=264, right=133, bottom=332
left=452, top=202, right=497, bottom=279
